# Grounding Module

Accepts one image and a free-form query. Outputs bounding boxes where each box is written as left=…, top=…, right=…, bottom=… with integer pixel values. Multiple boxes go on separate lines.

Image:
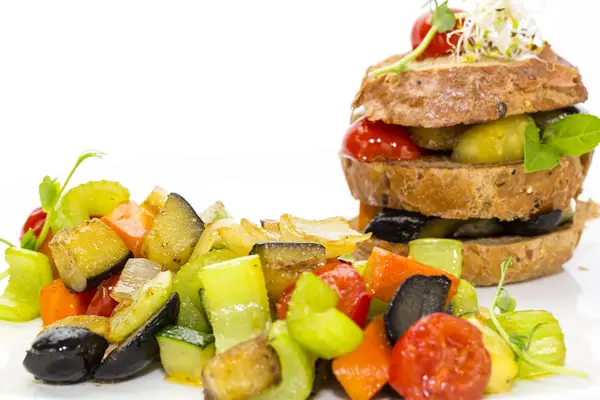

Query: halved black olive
left=532, top=106, right=581, bottom=130
left=453, top=219, right=504, bottom=238
left=365, top=209, right=431, bottom=244
left=23, top=327, right=109, bottom=384
left=92, top=293, right=180, bottom=382
left=384, top=275, right=451, bottom=345
left=311, top=359, right=332, bottom=397
left=504, top=210, right=563, bottom=237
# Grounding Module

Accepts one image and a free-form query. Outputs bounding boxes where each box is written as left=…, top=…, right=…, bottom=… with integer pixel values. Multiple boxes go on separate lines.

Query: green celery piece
left=254, top=320, right=315, bottom=400
left=352, top=260, right=368, bottom=276
left=0, top=248, right=53, bottom=321
left=451, top=279, right=479, bottom=316
left=287, top=272, right=364, bottom=359
left=367, top=297, right=389, bottom=322
left=198, top=255, right=271, bottom=353
left=494, top=310, right=566, bottom=379
left=174, top=249, right=237, bottom=333
left=408, top=238, right=463, bottom=278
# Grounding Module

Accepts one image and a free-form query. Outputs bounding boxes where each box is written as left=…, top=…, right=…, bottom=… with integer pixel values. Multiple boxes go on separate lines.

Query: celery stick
left=409, top=238, right=463, bottom=277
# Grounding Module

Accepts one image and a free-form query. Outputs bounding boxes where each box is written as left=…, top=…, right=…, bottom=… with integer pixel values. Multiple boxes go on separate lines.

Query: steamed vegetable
left=86, top=273, right=120, bottom=317
left=111, top=258, right=161, bottom=303
left=452, top=279, right=479, bottom=316
left=198, top=255, right=271, bottom=352
left=365, top=209, right=430, bottom=244
left=50, top=218, right=131, bottom=292
left=23, top=327, right=109, bottom=384
left=140, top=186, right=168, bottom=216
left=409, top=238, right=463, bottom=278
left=332, top=317, right=391, bottom=400
left=109, top=271, right=173, bottom=343
left=254, top=320, right=315, bottom=400
left=0, top=247, right=53, bottom=321
left=287, top=272, right=364, bottom=359
left=156, top=326, right=215, bottom=385
left=94, top=293, right=179, bottom=382
left=174, top=249, right=237, bottom=333
left=101, top=202, right=155, bottom=257
left=44, top=315, right=109, bottom=339
left=39, top=279, right=94, bottom=326
left=202, top=335, right=282, bottom=400
left=142, top=193, right=204, bottom=271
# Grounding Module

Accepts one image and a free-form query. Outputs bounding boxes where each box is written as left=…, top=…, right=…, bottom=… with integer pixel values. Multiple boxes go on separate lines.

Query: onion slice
left=111, top=258, right=162, bottom=302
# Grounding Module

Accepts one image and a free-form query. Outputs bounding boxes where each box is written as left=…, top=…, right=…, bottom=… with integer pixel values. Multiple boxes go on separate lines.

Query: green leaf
left=543, top=114, right=600, bottom=156
left=496, top=288, right=516, bottom=313
left=39, top=176, right=60, bottom=213
left=509, top=333, right=528, bottom=350
left=20, top=229, right=37, bottom=251
left=432, top=2, right=456, bottom=32
left=524, top=124, right=561, bottom=173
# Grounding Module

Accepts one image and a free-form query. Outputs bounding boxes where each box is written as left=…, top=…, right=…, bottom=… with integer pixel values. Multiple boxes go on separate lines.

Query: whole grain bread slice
left=341, top=153, right=592, bottom=221
left=352, top=47, right=588, bottom=128
left=352, top=200, right=599, bottom=286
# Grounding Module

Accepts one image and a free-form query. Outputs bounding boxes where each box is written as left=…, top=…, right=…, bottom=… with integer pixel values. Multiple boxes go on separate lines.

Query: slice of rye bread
left=352, top=200, right=599, bottom=286
left=352, top=46, right=588, bottom=128
left=341, top=153, right=593, bottom=221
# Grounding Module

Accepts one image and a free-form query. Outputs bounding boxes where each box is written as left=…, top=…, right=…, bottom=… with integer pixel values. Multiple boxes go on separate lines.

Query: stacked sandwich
left=341, top=3, right=600, bottom=285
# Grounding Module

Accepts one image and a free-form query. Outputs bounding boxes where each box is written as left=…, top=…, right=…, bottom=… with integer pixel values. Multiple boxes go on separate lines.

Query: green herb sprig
left=525, top=114, right=600, bottom=173
left=489, top=257, right=589, bottom=379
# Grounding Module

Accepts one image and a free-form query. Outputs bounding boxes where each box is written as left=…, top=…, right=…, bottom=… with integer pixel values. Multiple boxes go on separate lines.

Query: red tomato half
left=411, top=9, right=463, bottom=59
left=20, top=207, right=47, bottom=239
left=389, top=313, right=491, bottom=400
left=342, top=117, right=422, bottom=162
left=86, top=274, right=121, bottom=317
left=277, top=260, right=371, bottom=328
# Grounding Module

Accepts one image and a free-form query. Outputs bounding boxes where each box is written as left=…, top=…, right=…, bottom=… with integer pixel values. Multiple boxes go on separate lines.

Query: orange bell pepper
left=101, top=202, right=154, bottom=257
left=363, top=247, right=459, bottom=303
left=39, top=279, right=95, bottom=326
left=332, top=317, right=391, bottom=400
left=357, top=203, right=381, bottom=231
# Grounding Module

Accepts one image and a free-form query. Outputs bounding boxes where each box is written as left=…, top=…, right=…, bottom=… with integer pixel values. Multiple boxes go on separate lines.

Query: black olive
left=93, top=293, right=180, bottom=382
left=365, top=209, right=431, bottom=243
left=311, top=359, right=332, bottom=397
left=504, top=210, right=563, bottom=237
left=23, top=327, right=109, bottom=384
left=384, top=275, right=451, bottom=345
left=531, top=107, right=581, bottom=130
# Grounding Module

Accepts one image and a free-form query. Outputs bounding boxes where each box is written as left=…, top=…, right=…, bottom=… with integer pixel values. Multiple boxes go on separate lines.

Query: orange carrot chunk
left=39, top=279, right=95, bottom=326
left=101, top=202, right=154, bottom=258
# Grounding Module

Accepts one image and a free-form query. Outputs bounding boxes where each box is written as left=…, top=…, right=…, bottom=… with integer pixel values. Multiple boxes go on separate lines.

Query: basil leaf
left=496, top=288, right=516, bottom=313
left=39, top=176, right=60, bottom=213
left=543, top=114, right=600, bottom=156
left=20, top=229, right=37, bottom=251
left=432, top=2, right=456, bottom=32
left=524, top=124, right=561, bottom=173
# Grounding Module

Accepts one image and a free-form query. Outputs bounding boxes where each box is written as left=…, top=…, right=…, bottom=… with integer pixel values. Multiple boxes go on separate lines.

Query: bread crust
left=341, top=154, right=590, bottom=221
left=352, top=47, right=588, bottom=128
left=352, top=201, right=599, bottom=286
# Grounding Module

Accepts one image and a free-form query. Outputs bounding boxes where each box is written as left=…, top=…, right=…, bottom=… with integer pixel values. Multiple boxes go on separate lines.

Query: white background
left=0, top=1, right=600, bottom=399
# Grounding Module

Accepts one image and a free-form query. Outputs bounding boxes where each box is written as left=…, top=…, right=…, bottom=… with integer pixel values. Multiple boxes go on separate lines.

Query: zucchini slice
left=202, top=335, right=281, bottom=400
left=44, top=315, right=109, bottom=339
left=142, top=193, right=204, bottom=271
left=157, top=326, right=215, bottom=385
left=109, top=271, right=173, bottom=343
left=49, top=218, right=131, bottom=292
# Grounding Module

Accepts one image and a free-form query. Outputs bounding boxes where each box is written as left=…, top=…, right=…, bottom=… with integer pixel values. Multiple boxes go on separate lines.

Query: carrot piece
left=332, top=317, right=391, bottom=400
left=363, top=247, right=459, bottom=303
left=101, top=202, right=154, bottom=257
left=39, top=279, right=95, bottom=326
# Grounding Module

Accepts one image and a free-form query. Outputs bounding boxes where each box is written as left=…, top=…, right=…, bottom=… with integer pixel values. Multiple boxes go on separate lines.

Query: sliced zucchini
left=49, top=218, right=131, bottom=292
left=44, top=315, right=109, bottom=339
left=202, top=335, right=282, bottom=400
left=93, top=293, right=180, bottom=382
left=250, top=242, right=326, bottom=304
left=141, top=186, right=168, bottom=215
left=157, top=326, right=216, bottom=385
left=109, top=271, right=173, bottom=343
left=199, top=201, right=232, bottom=224
left=51, top=180, right=130, bottom=233
left=142, top=193, right=204, bottom=271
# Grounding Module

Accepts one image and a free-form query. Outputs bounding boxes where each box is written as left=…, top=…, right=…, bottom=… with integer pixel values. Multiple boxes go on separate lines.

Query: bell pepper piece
left=101, top=201, right=154, bottom=258
left=86, top=274, right=121, bottom=317
left=254, top=320, right=315, bottom=400
left=364, top=247, right=459, bottom=303
left=0, top=248, right=54, bottom=321
left=40, top=279, right=95, bottom=325
left=287, top=272, right=364, bottom=359
left=332, top=317, right=392, bottom=400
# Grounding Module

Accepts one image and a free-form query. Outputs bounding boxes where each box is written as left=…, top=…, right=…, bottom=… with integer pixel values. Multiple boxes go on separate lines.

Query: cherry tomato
left=20, top=207, right=47, bottom=239
left=342, top=117, right=423, bottom=162
left=389, top=313, right=491, bottom=400
left=411, top=10, right=463, bottom=59
left=86, top=274, right=121, bottom=317
left=276, top=260, right=371, bottom=328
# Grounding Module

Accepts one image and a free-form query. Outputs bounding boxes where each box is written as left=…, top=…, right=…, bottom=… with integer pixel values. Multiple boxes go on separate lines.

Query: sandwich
left=340, top=1, right=600, bottom=286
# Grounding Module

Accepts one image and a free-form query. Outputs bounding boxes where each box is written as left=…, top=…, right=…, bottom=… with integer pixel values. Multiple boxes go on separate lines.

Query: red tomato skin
left=389, top=313, right=491, bottom=400
left=86, top=274, right=121, bottom=317
left=20, top=207, right=47, bottom=239
left=411, top=10, right=463, bottom=59
left=342, top=117, right=423, bottom=162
